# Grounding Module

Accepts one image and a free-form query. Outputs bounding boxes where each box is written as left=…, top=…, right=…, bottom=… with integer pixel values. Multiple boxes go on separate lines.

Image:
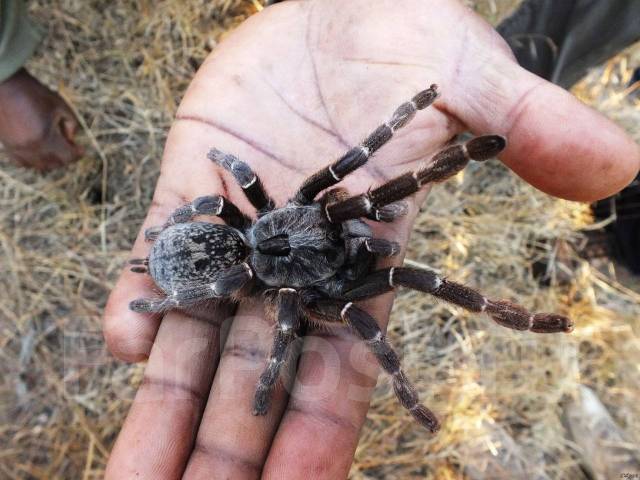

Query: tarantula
left=129, top=85, right=573, bottom=432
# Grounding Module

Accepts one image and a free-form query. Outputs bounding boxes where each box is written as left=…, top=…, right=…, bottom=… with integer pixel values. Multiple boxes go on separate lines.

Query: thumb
left=47, top=109, right=84, bottom=165
left=59, top=113, right=85, bottom=158
left=447, top=52, right=640, bottom=202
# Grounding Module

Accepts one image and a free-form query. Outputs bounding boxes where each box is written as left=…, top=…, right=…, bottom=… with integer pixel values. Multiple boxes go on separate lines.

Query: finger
left=448, top=43, right=640, bottom=202
left=102, top=253, right=162, bottom=362
left=58, top=108, right=77, bottom=142
left=103, top=122, right=228, bottom=362
left=102, top=188, right=179, bottom=362
left=58, top=112, right=85, bottom=158
left=262, top=219, right=418, bottom=479
left=182, top=300, right=293, bottom=479
left=262, top=294, right=394, bottom=479
left=105, top=306, right=228, bottom=479
left=41, top=109, right=82, bottom=166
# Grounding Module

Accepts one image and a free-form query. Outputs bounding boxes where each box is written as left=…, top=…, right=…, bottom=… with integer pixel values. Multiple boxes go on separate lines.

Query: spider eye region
left=256, top=233, right=291, bottom=256
left=250, top=205, right=345, bottom=287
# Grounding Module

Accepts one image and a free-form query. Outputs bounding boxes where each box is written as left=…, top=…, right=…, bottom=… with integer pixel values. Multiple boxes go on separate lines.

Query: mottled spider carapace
left=129, top=84, right=573, bottom=432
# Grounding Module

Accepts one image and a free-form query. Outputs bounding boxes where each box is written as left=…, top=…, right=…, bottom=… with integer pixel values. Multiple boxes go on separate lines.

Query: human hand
left=103, top=1, right=640, bottom=478
left=0, top=68, right=82, bottom=170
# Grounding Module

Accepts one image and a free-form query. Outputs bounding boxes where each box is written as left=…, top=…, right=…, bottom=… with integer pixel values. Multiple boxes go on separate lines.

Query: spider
left=128, top=85, right=574, bottom=433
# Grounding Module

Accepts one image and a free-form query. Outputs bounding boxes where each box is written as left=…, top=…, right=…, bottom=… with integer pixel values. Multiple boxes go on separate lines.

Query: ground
left=0, top=1, right=638, bottom=478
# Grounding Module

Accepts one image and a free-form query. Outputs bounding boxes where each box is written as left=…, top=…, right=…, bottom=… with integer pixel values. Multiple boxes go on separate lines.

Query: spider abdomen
left=148, top=222, right=248, bottom=293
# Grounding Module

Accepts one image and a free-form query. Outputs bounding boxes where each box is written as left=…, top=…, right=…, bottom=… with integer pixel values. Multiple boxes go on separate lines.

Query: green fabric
left=0, top=0, right=42, bottom=82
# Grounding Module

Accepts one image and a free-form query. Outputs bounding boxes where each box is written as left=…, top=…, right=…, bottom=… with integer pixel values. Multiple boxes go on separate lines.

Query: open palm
left=103, top=1, right=639, bottom=478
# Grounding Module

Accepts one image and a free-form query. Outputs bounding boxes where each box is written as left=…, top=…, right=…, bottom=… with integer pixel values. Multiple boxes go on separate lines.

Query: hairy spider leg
left=324, top=135, right=506, bottom=224
left=343, top=267, right=574, bottom=334
left=364, top=202, right=410, bottom=223
left=128, top=257, right=149, bottom=274
left=144, top=194, right=252, bottom=241
left=361, top=238, right=401, bottom=257
left=129, top=262, right=254, bottom=313
left=294, top=85, right=440, bottom=205
left=253, top=288, right=301, bottom=415
left=336, top=220, right=398, bottom=282
left=209, top=148, right=275, bottom=213
left=309, top=299, right=440, bottom=433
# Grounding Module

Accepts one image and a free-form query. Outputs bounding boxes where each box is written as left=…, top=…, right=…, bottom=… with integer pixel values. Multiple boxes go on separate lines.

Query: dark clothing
left=498, top=0, right=640, bottom=88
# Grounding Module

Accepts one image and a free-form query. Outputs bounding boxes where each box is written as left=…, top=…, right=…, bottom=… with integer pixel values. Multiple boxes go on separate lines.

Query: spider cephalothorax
left=250, top=204, right=345, bottom=288
left=129, top=85, right=573, bottom=432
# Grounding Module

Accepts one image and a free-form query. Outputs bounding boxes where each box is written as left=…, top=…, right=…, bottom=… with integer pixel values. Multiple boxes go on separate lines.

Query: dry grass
left=0, top=1, right=638, bottom=479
